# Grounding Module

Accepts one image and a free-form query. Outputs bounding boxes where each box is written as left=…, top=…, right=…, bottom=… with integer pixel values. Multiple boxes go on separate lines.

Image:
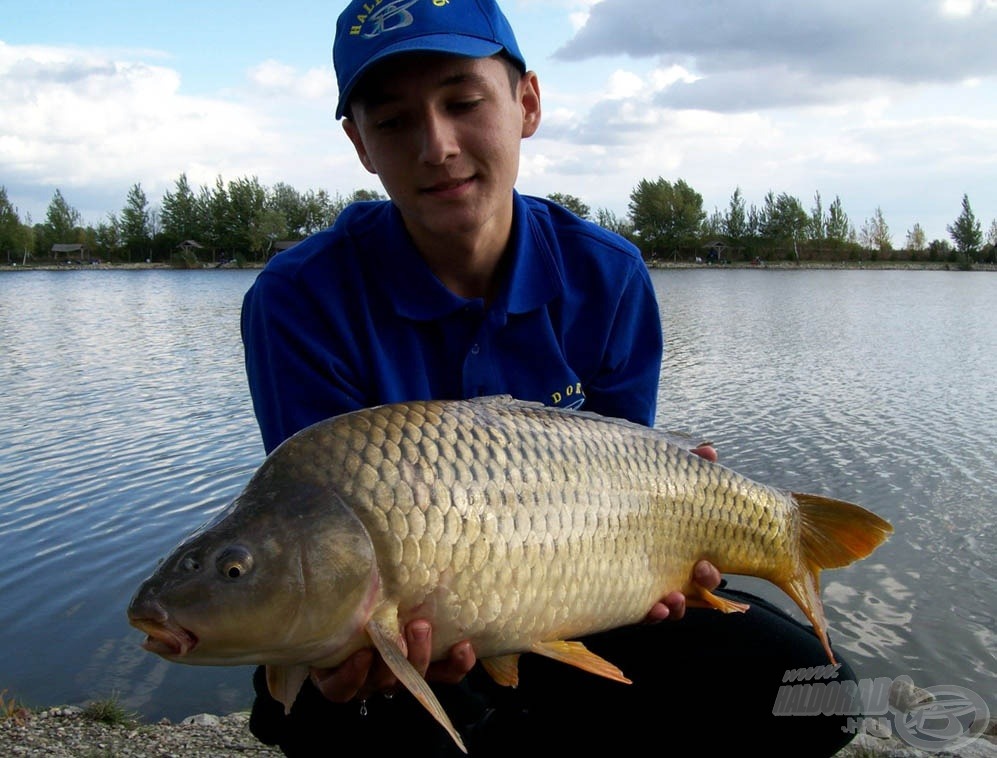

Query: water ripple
left=2, top=269, right=995, bottom=719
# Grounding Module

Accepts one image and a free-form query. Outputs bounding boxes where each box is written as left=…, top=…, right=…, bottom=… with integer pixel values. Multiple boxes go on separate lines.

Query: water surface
left=0, top=267, right=993, bottom=722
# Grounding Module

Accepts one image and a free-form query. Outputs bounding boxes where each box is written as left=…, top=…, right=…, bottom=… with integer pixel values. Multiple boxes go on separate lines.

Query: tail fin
left=782, top=494, right=893, bottom=664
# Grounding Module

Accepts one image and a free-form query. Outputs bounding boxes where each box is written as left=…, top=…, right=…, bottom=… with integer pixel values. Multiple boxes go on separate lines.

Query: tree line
left=1, top=175, right=995, bottom=267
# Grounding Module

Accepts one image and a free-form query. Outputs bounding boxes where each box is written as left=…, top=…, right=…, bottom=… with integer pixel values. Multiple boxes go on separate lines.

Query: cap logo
left=350, top=0, right=440, bottom=39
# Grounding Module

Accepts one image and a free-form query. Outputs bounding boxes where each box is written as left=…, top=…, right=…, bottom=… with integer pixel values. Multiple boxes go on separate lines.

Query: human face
left=342, top=54, right=541, bottom=254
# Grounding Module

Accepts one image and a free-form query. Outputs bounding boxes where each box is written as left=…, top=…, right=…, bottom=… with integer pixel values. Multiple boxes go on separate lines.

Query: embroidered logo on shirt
left=551, top=382, right=585, bottom=410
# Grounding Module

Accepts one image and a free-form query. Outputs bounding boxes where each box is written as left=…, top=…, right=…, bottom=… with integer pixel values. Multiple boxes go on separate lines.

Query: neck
left=419, top=232, right=509, bottom=302
left=405, top=199, right=515, bottom=302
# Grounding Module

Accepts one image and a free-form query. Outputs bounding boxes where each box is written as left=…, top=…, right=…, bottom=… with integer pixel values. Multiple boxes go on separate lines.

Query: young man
left=241, top=1, right=861, bottom=754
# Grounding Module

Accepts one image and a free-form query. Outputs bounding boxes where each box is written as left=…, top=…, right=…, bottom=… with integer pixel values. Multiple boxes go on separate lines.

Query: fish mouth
left=132, top=618, right=199, bottom=658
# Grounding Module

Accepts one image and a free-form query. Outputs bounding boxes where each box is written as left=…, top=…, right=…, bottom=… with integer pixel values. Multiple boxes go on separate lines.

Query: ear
left=342, top=119, right=378, bottom=175
left=520, top=71, right=541, bottom=139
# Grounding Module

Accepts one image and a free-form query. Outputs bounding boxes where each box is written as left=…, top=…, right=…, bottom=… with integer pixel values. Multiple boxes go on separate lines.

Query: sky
left=2, top=0, right=996, bottom=246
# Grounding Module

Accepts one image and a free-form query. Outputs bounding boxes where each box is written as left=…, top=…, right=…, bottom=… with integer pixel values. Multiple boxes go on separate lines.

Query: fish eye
left=217, top=546, right=254, bottom=580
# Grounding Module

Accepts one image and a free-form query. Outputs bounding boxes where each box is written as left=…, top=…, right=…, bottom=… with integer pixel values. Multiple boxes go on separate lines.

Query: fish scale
left=336, top=398, right=769, bottom=651
left=128, top=394, right=893, bottom=754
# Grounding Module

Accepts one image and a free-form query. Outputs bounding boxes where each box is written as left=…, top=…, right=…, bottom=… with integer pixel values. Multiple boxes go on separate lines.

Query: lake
left=0, top=267, right=994, bottom=725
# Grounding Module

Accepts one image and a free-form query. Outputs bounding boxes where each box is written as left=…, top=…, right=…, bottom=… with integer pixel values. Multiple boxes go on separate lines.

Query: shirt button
left=470, top=344, right=480, bottom=355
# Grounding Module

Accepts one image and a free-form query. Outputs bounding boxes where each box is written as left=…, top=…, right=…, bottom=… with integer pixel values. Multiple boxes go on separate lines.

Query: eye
left=373, top=115, right=401, bottom=132
left=217, top=546, right=254, bottom=580
left=450, top=99, right=482, bottom=113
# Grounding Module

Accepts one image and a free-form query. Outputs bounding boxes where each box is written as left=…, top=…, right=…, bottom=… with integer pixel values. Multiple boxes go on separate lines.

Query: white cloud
left=0, top=41, right=350, bottom=222
left=247, top=59, right=335, bottom=101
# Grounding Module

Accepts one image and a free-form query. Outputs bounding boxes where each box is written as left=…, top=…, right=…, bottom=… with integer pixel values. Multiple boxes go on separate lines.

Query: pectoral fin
left=265, top=664, right=311, bottom=715
left=530, top=640, right=632, bottom=684
left=480, top=654, right=521, bottom=687
left=365, top=614, right=467, bottom=755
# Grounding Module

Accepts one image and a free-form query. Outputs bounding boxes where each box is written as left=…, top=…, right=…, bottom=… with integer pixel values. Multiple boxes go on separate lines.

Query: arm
left=241, top=268, right=364, bottom=452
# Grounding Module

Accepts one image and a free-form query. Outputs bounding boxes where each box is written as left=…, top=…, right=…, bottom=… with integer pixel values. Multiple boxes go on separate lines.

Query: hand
left=642, top=441, right=722, bottom=622
left=690, top=443, right=718, bottom=463
left=309, top=619, right=476, bottom=703
left=642, top=559, right=723, bottom=623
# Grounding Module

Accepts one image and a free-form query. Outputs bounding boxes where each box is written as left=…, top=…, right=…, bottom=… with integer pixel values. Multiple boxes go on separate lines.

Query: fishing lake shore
left=1, top=703, right=994, bottom=757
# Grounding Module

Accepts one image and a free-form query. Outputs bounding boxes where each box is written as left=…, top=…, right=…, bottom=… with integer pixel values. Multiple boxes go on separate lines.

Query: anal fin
left=480, top=654, right=521, bottom=687
left=530, top=640, right=632, bottom=684
left=695, top=585, right=751, bottom=614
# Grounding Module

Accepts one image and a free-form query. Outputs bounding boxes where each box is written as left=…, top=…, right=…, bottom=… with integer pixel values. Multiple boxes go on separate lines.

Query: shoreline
left=1, top=704, right=993, bottom=757
left=2, top=260, right=995, bottom=273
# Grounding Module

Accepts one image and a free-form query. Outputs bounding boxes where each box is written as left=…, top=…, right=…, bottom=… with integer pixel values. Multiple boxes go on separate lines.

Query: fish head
left=127, top=467, right=379, bottom=668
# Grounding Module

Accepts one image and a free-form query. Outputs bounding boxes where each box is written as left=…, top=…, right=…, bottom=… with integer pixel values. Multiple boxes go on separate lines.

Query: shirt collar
left=364, top=192, right=562, bottom=321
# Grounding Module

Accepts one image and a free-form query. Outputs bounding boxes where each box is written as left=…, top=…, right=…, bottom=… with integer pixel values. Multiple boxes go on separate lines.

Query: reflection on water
left=0, top=267, right=994, bottom=721
left=654, top=269, right=997, bottom=707
left=0, top=270, right=264, bottom=720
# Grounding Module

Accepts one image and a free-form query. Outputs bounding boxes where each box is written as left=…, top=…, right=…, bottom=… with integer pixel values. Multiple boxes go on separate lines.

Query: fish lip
left=132, top=618, right=199, bottom=657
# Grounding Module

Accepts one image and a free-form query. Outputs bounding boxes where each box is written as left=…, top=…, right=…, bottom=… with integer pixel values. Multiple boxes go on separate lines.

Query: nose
left=419, top=109, right=459, bottom=166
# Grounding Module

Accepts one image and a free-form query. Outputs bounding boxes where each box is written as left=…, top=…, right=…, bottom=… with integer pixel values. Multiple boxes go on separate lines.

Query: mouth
left=420, top=176, right=474, bottom=196
left=131, top=618, right=199, bottom=658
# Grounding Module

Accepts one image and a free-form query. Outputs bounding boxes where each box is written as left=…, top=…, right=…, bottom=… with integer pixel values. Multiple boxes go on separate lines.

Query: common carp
left=127, top=395, right=893, bottom=753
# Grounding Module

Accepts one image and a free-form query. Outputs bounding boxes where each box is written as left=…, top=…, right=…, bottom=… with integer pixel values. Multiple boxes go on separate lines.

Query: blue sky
left=3, top=0, right=996, bottom=245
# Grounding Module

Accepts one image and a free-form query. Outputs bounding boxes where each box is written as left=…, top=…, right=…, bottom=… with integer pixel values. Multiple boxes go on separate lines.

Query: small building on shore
left=51, top=243, right=89, bottom=263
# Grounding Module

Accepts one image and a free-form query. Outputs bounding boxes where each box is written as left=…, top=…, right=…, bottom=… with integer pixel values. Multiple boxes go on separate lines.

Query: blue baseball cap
left=333, top=0, right=526, bottom=119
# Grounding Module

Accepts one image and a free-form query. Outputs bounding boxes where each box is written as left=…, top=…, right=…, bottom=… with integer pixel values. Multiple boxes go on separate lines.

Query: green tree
left=95, top=213, right=123, bottom=261
left=347, top=188, right=386, bottom=203
left=268, top=182, right=308, bottom=238
left=860, top=207, right=891, bottom=253
left=809, top=191, right=826, bottom=241
left=722, top=187, right=749, bottom=245
left=301, top=189, right=337, bottom=234
left=703, top=208, right=724, bottom=240
left=628, top=177, right=705, bottom=257
left=0, top=186, right=24, bottom=263
left=825, top=196, right=852, bottom=248
left=760, top=191, right=808, bottom=260
left=227, top=176, right=269, bottom=260
left=161, top=173, right=202, bottom=246
left=983, top=219, right=997, bottom=264
left=202, top=177, right=231, bottom=255
left=546, top=193, right=590, bottom=220
left=121, top=183, right=151, bottom=261
left=905, top=224, right=926, bottom=252
left=947, top=194, right=982, bottom=259
left=43, top=189, right=83, bottom=256
left=594, top=207, right=633, bottom=239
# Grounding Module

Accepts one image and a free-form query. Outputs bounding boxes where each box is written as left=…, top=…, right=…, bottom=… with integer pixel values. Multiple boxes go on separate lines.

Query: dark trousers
left=250, top=587, right=862, bottom=757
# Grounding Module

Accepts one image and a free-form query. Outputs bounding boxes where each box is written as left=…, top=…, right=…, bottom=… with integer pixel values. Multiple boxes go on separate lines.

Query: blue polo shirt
left=241, top=192, right=663, bottom=454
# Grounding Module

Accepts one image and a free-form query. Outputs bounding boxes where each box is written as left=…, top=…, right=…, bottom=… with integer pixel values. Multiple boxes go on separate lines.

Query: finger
left=641, top=601, right=670, bottom=624
left=310, top=649, right=373, bottom=703
left=691, top=444, right=718, bottom=462
left=405, top=620, right=432, bottom=677
left=694, top=559, right=722, bottom=590
left=662, top=590, right=687, bottom=621
left=426, top=640, right=476, bottom=685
